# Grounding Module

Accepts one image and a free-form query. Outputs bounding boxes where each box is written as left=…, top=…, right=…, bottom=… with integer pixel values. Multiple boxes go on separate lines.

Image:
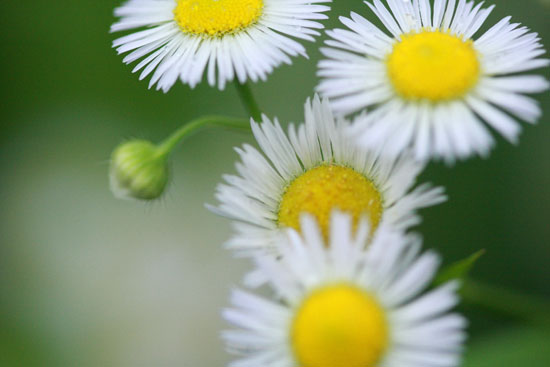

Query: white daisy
left=223, top=212, right=466, bottom=367
left=111, top=0, right=331, bottom=92
left=210, top=96, right=445, bottom=258
left=317, top=0, right=549, bottom=162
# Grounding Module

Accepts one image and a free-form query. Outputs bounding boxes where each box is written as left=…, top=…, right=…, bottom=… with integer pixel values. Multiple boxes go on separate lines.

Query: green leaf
left=434, top=249, right=485, bottom=287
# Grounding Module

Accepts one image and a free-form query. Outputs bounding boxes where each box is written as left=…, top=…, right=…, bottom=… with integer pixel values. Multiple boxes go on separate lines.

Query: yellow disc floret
left=291, top=284, right=389, bottom=367
left=174, top=0, right=263, bottom=37
left=278, top=165, right=383, bottom=239
left=386, top=30, right=480, bottom=102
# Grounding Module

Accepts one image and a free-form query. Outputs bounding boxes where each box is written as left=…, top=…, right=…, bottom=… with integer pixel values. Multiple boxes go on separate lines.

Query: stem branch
left=234, top=81, right=262, bottom=121
left=462, top=279, right=550, bottom=326
left=157, top=115, right=250, bottom=157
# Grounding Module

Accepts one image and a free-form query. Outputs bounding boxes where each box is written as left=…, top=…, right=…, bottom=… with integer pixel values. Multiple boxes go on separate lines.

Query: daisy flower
left=317, top=0, right=549, bottom=162
left=111, top=0, right=331, bottom=92
left=211, top=96, right=445, bottom=257
left=223, top=212, right=466, bottom=367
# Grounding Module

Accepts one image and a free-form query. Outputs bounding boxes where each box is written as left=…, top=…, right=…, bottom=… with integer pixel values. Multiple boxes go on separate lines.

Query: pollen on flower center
left=278, top=165, right=383, bottom=239
left=386, top=30, right=480, bottom=102
left=291, top=284, right=388, bottom=367
left=173, top=0, right=264, bottom=37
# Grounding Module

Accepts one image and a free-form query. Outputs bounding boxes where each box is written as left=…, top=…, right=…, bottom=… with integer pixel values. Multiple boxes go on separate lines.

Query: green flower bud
left=109, top=140, right=169, bottom=201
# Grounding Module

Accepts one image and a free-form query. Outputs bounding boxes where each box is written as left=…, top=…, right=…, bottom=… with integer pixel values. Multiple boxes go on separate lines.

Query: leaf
left=433, top=249, right=485, bottom=287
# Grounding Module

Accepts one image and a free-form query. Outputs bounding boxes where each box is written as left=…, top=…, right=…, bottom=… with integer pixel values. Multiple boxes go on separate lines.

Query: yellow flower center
left=291, top=284, right=389, bottom=367
left=173, top=0, right=264, bottom=37
left=278, top=165, right=383, bottom=239
left=386, top=30, right=480, bottom=102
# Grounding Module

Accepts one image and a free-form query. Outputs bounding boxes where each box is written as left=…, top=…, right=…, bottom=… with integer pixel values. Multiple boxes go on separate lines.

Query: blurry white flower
left=224, top=212, right=466, bottom=367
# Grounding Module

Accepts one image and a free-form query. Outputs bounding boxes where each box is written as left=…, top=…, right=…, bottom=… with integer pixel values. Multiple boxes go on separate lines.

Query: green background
left=1, top=0, right=549, bottom=365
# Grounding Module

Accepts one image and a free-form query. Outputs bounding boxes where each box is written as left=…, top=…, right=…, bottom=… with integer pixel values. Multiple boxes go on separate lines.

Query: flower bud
left=109, top=140, right=169, bottom=201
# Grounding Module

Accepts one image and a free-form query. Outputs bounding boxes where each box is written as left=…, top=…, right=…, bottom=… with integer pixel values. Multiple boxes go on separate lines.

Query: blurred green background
left=1, top=0, right=549, bottom=365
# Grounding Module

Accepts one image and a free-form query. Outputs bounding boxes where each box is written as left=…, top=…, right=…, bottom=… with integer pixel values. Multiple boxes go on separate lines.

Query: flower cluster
left=216, top=96, right=462, bottom=366
left=109, top=0, right=548, bottom=366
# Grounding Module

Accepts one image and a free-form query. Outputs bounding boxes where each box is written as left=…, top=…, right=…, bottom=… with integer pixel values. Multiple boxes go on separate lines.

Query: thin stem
left=462, top=279, right=550, bottom=326
left=234, top=81, right=262, bottom=122
left=157, top=115, right=250, bottom=157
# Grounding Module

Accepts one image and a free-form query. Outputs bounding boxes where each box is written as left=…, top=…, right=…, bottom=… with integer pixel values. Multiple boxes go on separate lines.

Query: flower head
left=211, top=96, right=445, bottom=258
left=224, top=212, right=466, bottom=367
left=111, top=0, right=331, bottom=91
left=110, top=140, right=169, bottom=201
left=317, top=0, right=549, bottom=162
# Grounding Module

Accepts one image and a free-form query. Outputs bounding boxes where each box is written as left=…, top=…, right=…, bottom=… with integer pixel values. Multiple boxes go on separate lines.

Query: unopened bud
left=109, top=140, right=169, bottom=201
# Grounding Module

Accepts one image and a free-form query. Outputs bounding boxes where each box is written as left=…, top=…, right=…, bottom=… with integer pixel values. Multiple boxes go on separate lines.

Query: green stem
left=157, top=115, right=250, bottom=157
left=462, top=280, right=550, bottom=326
left=234, top=81, right=262, bottom=122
